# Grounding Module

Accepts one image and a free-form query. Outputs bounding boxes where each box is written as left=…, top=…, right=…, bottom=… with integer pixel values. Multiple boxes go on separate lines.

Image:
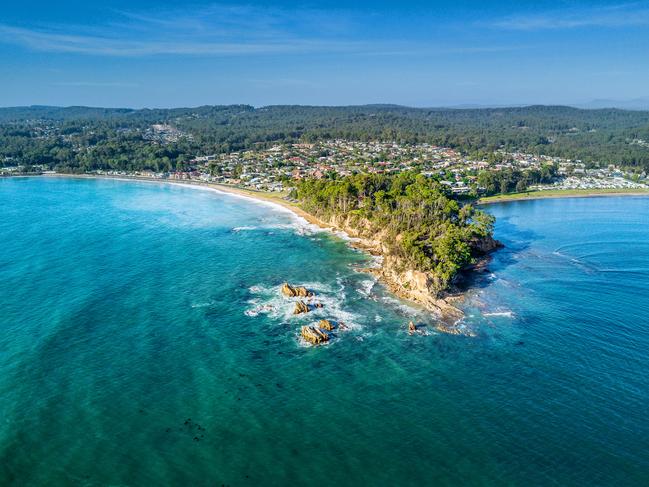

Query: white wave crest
left=357, top=278, right=377, bottom=297
left=483, top=311, right=515, bottom=318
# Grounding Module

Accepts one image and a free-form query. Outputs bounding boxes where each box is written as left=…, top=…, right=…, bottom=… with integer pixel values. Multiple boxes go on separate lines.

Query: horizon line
left=0, top=102, right=646, bottom=112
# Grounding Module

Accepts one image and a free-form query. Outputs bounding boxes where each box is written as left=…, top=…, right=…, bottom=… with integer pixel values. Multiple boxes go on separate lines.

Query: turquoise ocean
left=1, top=177, right=648, bottom=485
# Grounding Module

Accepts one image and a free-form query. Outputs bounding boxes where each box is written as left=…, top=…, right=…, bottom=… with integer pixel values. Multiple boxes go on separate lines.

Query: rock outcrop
left=470, top=235, right=503, bottom=256
left=408, top=321, right=417, bottom=334
left=281, top=283, right=314, bottom=298
left=369, top=260, right=465, bottom=321
left=318, top=319, right=334, bottom=331
left=301, top=325, right=329, bottom=345
left=293, top=300, right=309, bottom=315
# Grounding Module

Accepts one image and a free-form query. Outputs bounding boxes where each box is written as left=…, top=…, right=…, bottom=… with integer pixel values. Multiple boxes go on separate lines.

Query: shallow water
left=1, top=178, right=648, bottom=485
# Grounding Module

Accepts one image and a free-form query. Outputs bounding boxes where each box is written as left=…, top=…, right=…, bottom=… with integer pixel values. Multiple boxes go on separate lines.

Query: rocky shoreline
left=303, top=212, right=502, bottom=331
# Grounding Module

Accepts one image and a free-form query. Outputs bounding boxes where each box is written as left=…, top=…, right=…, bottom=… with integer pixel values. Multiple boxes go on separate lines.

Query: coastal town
left=3, top=138, right=647, bottom=195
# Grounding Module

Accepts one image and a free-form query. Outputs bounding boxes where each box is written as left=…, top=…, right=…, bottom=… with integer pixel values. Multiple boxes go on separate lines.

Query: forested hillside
left=2, top=104, right=649, bottom=171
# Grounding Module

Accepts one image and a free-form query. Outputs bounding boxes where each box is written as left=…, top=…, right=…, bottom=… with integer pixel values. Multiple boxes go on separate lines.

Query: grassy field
left=478, top=187, right=649, bottom=204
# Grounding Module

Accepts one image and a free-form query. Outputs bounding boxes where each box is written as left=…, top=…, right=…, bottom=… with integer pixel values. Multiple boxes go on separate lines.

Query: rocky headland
left=305, top=212, right=502, bottom=328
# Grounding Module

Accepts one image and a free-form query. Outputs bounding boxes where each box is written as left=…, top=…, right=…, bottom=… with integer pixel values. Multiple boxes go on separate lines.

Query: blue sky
left=1, top=1, right=648, bottom=107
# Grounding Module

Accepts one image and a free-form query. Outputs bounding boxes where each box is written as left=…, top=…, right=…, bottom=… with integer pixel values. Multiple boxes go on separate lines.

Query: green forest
left=294, top=171, right=496, bottom=294
left=2, top=104, right=649, bottom=172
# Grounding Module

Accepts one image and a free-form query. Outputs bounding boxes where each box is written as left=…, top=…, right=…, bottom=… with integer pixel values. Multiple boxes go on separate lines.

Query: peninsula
left=292, top=172, right=501, bottom=322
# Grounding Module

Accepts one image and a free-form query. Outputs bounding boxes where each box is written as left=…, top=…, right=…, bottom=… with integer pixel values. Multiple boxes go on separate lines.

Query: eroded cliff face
left=313, top=212, right=501, bottom=324
left=369, top=258, right=464, bottom=320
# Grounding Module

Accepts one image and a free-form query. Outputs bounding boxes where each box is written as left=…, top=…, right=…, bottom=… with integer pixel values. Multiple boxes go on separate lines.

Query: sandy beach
left=478, top=188, right=649, bottom=205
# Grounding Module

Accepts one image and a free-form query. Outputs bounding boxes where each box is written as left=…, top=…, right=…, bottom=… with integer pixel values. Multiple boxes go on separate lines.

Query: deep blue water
left=1, top=177, right=648, bottom=486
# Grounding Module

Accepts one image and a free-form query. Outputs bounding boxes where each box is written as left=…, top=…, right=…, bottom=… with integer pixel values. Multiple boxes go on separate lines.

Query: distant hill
left=575, top=98, right=649, bottom=111
left=2, top=102, right=649, bottom=119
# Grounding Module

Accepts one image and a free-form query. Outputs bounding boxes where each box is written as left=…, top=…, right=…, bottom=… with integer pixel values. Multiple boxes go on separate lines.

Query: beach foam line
left=171, top=182, right=303, bottom=219
left=56, top=174, right=362, bottom=243
left=169, top=182, right=366, bottom=243
left=53, top=174, right=321, bottom=235
left=232, top=222, right=327, bottom=237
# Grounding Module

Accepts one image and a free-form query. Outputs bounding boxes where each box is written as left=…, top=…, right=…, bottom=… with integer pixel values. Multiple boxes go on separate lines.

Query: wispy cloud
left=490, top=3, right=649, bottom=30
left=113, top=4, right=355, bottom=38
left=0, top=4, right=527, bottom=58
left=0, top=24, right=362, bottom=56
left=0, top=5, right=370, bottom=57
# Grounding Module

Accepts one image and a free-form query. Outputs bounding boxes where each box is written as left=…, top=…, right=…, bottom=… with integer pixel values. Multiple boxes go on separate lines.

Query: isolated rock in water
left=296, top=286, right=313, bottom=297
left=293, top=300, right=309, bottom=315
left=318, top=319, right=334, bottom=331
left=281, top=283, right=314, bottom=297
left=314, top=302, right=324, bottom=308
left=281, top=283, right=296, bottom=297
left=301, top=325, right=329, bottom=344
left=408, top=321, right=417, bottom=333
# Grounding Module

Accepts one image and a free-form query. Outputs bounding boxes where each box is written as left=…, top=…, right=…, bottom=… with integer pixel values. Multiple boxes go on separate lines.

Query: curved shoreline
left=478, top=189, right=649, bottom=205
left=34, top=174, right=482, bottom=325
left=41, top=173, right=340, bottom=233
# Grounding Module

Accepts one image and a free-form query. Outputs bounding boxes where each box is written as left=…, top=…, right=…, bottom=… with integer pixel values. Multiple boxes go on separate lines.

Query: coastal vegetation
left=476, top=163, right=558, bottom=195
left=293, top=171, right=498, bottom=297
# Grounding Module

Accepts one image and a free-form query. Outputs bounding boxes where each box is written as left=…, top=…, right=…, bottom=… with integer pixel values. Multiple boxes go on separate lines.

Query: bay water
left=1, top=177, right=648, bottom=485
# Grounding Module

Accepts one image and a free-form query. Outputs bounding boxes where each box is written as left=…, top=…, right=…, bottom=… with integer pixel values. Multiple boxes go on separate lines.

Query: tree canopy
left=294, top=171, right=495, bottom=294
